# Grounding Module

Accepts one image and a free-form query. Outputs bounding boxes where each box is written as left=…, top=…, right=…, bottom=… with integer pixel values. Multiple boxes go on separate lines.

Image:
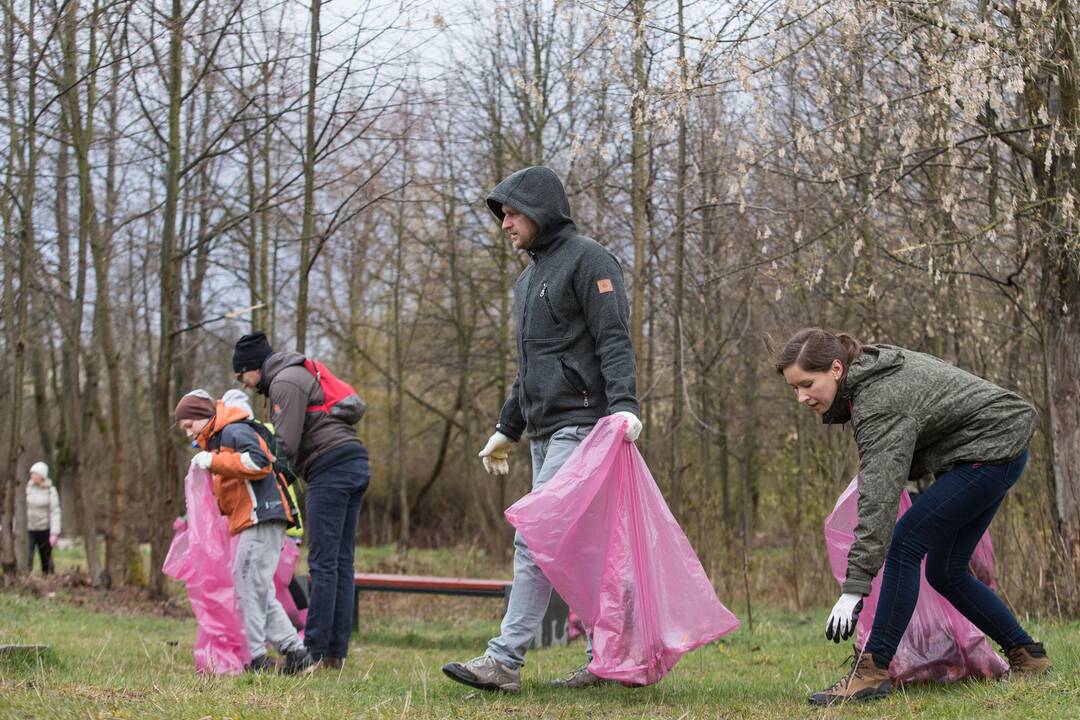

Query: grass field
left=1, top=556, right=1078, bottom=720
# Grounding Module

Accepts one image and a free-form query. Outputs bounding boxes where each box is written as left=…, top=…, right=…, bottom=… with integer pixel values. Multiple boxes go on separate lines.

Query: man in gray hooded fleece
left=442, top=166, right=642, bottom=693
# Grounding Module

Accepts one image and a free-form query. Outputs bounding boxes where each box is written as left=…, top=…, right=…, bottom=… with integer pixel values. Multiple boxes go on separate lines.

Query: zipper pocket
left=560, top=357, right=591, bottom=408
left=540, top=282, right=562, bottom=325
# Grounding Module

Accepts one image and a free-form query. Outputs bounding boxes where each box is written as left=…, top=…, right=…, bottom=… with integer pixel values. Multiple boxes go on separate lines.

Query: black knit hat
left=233, top=331, right=274, bottom=374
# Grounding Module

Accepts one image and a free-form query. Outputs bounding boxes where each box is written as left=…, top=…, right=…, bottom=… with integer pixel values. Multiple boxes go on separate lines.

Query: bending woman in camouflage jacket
left=776, top=328, right=1050, bottom=706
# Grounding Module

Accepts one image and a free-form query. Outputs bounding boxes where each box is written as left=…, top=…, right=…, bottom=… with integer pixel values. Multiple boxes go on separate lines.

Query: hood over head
left=256, top=351, right=307, bottom=396
left=196, top=401, right=259, bottom=448
left=486, top=166, right=576, bottom=252
left=221, top=389, right=254, bottom=419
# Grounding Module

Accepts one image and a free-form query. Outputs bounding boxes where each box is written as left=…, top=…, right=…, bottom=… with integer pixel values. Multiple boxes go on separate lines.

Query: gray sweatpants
left=486, top=424, right=594, bottom=669
left=234, top=521, right=305, bottom=659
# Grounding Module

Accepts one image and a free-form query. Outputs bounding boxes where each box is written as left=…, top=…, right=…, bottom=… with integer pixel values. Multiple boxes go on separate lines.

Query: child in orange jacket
left=174, top=389, right=314, bottom=675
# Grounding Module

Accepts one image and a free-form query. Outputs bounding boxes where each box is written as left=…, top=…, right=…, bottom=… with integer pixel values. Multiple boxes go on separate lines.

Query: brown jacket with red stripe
left=196, top=402, right=295, bottom=536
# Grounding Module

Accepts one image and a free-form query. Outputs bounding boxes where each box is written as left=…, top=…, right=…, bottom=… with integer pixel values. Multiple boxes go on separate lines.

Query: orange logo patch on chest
left=597, top=278, right=614, bottom=293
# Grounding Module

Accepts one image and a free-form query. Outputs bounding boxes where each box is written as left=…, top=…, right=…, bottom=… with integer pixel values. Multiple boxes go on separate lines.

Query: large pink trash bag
left=164, top=468, right=305, bottom=674
left=825, top=478, right=1008, bottom=682
left=505, top=416, right=740, bottom=686
left=164, top=467, right=250, bottom=674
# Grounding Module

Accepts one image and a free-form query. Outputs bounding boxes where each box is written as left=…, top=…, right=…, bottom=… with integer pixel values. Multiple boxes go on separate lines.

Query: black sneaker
left=282, top=648, right=317, bottom=676
left=245, top=654, right=276, bottom=674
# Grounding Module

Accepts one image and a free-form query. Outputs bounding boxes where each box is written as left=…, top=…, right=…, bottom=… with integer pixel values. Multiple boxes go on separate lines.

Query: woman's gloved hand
left=825, top=592, right=864, bottom=642
left=478, top=431, right=514, bottom=475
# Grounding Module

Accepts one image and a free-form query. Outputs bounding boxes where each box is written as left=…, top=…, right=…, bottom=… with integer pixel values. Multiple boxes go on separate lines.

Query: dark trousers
left=28, top=530, right=53, bottom=575
left=304, top=456, right=369, bottom=659
left=866, top=449, right=1034, bottom=662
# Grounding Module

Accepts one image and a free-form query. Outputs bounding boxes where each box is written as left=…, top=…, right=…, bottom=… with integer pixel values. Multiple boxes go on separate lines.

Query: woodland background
left=0, top=0, right=1077, bottom=619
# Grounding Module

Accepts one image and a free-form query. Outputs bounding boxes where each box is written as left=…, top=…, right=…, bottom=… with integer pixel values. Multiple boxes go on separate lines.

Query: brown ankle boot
left=809, top=647, right=893, bottom=706
left=1006, top=642, right=1051, bottom=677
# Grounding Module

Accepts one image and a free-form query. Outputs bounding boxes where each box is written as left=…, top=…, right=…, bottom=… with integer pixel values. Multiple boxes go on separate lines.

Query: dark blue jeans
left=866, top=449, right=1033, bottom=662
left=304, top=455, right=370, bottom=659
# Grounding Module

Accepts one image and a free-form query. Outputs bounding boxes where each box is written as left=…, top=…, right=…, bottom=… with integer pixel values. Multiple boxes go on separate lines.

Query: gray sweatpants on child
left=234, top=520, right=305, bottom=659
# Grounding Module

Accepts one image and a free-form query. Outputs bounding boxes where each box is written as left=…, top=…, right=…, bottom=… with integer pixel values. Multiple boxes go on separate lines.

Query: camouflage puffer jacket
left=822, top=344, right=1037, bottom=595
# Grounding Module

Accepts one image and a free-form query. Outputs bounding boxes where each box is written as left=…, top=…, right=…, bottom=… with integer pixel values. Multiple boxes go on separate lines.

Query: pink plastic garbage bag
left=164, top=467, right=250, bottom=674
left=164, top=467, right=306, bottom=674
left=505, top=416, right=740, bottom=686
left=275, top=540, right=306, bottom=634
left=825, top=477, right=1007, bottom=682
left=969, top=532, right=998, bottom=592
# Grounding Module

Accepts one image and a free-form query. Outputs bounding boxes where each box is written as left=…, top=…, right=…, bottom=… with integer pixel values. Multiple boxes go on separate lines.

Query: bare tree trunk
left=669, top=0, right=687, bottom=519
left=629, top=0, right=648, bottom=358
left=98, top=12, right=137, bottom=587
left=1043, top=268, right=1080, bottom=588
left=1, top=0, right=38, bottom=577
left=149, top=0, right=186, bottom=597
left=392, top=133, right=409, bottom=550
left=296, top=0, right=320, bottom=352
left=56, top=0, right=108, bottom=583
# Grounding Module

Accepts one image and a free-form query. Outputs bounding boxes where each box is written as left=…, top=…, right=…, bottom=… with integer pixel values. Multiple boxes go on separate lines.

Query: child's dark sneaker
left=282, top=648, right=317, bottom=675
left=245, top=654, right=276, bottom=674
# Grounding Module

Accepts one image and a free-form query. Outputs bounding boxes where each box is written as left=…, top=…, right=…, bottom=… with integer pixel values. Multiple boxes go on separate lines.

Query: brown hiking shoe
left=809, top=647, right=892, bottom=706
left=1006, top=642, right=1051, bottom=677
left=550, top=663, right=614, bottom=689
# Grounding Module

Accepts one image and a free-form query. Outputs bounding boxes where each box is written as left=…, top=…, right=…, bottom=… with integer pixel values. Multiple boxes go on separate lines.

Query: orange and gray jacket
left=823, top=344, right=1038, bottom=595
left=196, top=402, right=295, bottom=535
left=257, top=351, right=365, bottom=477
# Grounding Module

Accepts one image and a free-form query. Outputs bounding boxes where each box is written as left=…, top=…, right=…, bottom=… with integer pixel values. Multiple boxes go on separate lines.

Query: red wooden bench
left=349, top=573, right=512, bottom=633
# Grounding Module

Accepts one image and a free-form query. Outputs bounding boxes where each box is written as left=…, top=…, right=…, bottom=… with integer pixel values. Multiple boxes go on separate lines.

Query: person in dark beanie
left=233, top=333, right=370, bottom=671
left=233, top=331, right=274, bottom=378
left=173, top=389, right=315, bottom=675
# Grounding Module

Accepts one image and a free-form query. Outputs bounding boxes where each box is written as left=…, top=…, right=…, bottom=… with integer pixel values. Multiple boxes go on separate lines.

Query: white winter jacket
left=26, top=480, right=61, bottom=534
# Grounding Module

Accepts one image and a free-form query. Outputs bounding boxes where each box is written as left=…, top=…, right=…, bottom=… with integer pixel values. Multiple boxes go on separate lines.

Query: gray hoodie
left=826, top=344, right=1038, bottom=595
left=488, top=166, right=639, bottom=441
left=26, top=479, right=61, bottom=534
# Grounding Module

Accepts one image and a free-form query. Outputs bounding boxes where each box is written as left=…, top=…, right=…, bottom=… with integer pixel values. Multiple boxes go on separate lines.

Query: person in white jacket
left=26, top=461, right=61, bottom=574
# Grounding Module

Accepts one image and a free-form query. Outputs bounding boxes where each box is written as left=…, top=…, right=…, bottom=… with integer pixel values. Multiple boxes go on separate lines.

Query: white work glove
left=478, top=431, right=514, bottom=476
left=611, top=411, right=642, bottom=443
left=825, top=592, right=864, bottom=643
left=190, top=451, right=213, bottom=471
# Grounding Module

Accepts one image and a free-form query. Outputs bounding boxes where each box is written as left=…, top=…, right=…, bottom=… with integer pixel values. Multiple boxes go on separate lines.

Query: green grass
left=1, top=585, right=1077, bottom=719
